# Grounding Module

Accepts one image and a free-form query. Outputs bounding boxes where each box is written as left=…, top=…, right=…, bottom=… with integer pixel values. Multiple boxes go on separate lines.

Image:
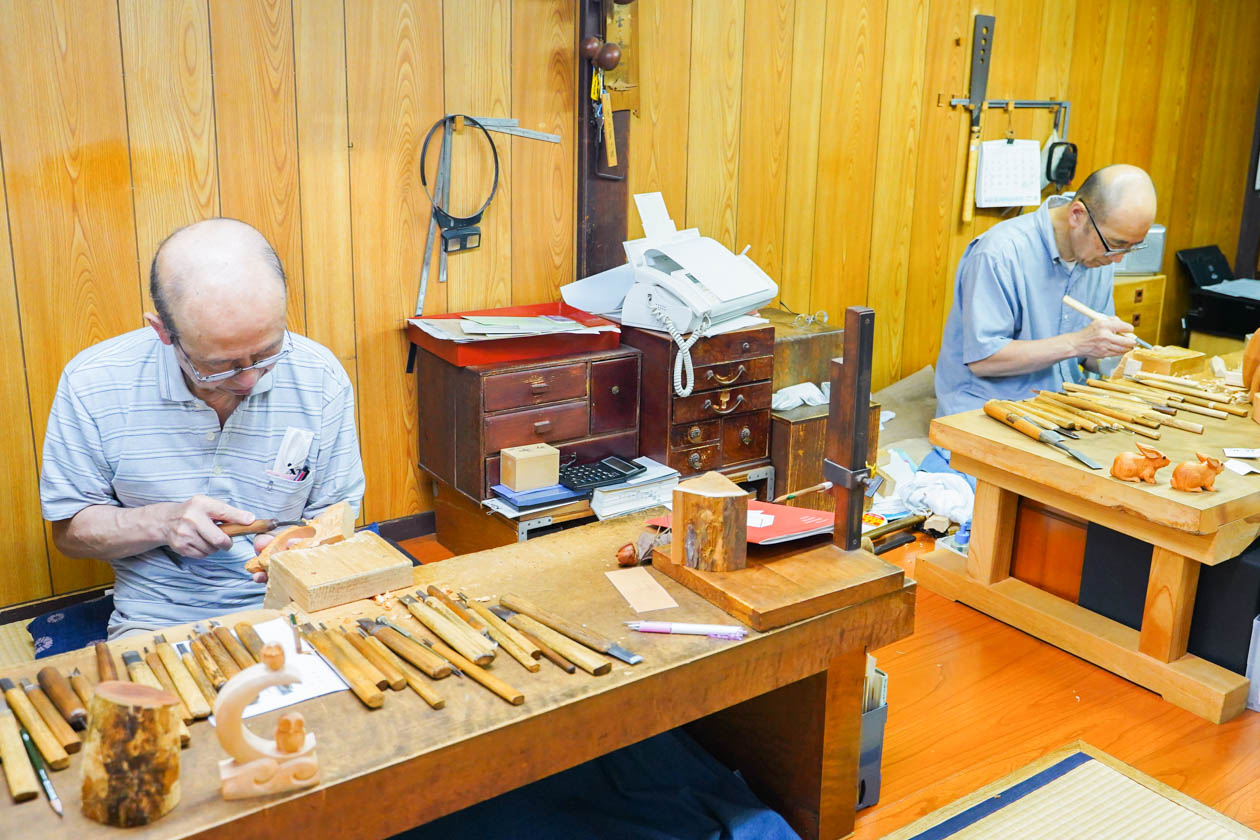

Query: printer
left=1176, top=245, right=1260, bottom=339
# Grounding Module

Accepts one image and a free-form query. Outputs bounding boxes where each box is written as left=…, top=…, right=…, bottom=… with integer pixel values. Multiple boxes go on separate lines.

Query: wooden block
left=500, top=443, right=559, bottom=492
left=1130, top=346, right=1206, bottom=376
left=670, top=471, right=748, bottom=572
left=81, top=681, right=181, bottom=826
left=267, top=531, right=413, bottom=612
left=652, top=537, right=904, bottom=631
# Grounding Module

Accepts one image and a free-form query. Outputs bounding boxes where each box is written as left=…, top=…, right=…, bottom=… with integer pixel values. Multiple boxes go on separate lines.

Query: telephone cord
left=647, top=294, right=710, bottom=397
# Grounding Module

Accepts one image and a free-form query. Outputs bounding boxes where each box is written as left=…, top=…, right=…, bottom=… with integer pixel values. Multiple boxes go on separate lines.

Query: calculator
left=559, top=456, right=646, bottom=490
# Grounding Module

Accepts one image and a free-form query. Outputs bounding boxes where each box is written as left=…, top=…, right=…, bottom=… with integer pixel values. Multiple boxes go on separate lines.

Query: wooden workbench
left=918, top=406, right=1260, bottom=724
left=0, top=514, right=913, bottom=839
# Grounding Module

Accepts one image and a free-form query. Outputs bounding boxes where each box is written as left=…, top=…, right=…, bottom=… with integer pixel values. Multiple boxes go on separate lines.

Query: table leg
left=966, top=479, right=1018, bottom=584
left=686, top=645, right=866, bottom=840
left=1139, top=547, right=1200, bottom=662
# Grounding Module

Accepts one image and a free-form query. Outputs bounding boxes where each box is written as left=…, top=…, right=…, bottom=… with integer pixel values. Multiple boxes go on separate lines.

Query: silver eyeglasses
left=173, top=331, right=292, bottom=383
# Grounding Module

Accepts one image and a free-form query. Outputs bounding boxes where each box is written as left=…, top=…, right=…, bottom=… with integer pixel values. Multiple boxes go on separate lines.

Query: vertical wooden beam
left=1139, top=547, right=1200, bottom=663
left=828, top=307, right=874, bottom=552
left=966, top=480, right=1018, bottom=585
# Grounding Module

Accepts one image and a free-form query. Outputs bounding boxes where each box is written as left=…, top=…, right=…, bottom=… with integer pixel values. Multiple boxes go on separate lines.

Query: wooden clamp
left=824, top=306, right=876, bottom=551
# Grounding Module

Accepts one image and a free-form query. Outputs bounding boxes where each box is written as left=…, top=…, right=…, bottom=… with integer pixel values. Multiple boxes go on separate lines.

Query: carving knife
left=983, top=400, right=1102, bottom=469
left=219, top=518, right=305, bottom=537
left=498, top=593, right=642, bottom=665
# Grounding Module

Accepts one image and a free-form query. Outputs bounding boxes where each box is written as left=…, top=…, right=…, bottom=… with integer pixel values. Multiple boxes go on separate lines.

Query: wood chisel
left=400, top=595, right=495, bottom=666
left=187, top=634, right=228, bottom=689
left=19, top=678, right=79, bottom=754
left=342, top=628, right=406, bottom=690
left=153, top=634, right=212, bottom=719
left=357, top=619, right=453, bottom=679
left=0, top=694, right=39, bottom=803
left=211, top=623, right=258, bottom=670
left=459, top=594, right=541, bottom=673
left=181, top=651, right=219, bottom=708
left=197, top=626, right=242, bottom=679
left=501, top=612, right=611, bottom=676
left=218, top=518, right=305, bottom=536
left=1061, top=294, right=1153, bottom=348
left=983, top=399, right=1102, bottom=469
left=68, top=669, right=93, bottom=707
left=36, top=667, right=86, bottom=730
left=488, top=607, right=576, bottom=674
left=298, top=624, right=384, bottom=709
left=0, top=679, right=67, bottom=769
left=143, top=650, right=194, bottom=725
left=95, top=641, right=118, bottom=682
left=320, top=623, right=390, bottom=690
left=499, top=593, right=643, bottom=665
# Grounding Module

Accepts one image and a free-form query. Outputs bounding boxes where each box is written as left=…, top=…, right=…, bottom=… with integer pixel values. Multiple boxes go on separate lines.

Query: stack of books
left=482, top=483, right=591, bottom=520
left=589, top=457, right=679, bottom=520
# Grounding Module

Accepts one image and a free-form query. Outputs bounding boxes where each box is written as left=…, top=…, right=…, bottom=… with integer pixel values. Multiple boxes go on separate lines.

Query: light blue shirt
left=41, top=328, right=365, bottom=637
left=934, top=196, right=1116, bottom=418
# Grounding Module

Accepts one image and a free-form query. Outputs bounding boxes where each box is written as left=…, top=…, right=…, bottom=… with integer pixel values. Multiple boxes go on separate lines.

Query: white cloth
left=771, top=381, right=830, bottom=411
left=897, top=472, right=975, bottom=524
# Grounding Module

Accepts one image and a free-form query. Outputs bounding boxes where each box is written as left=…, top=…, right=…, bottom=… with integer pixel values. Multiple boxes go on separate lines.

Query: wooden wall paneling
left=683, top=0, right=745, bottom=248
left=0, top=0, right=139, bottom=594
left=1113, top=0, right=1169, bottom=174
left=208, top=0, right=305, bottom=335
left=118, top=0, right=219, bottom=313
left=293, top=0, right=357, bottom=389
left=899, top=0, right=970, bottom=376
left=865, top=0, right=928, bottom=390
left=345, top=0, right=444, bottom=521
left=808, top=0, right=887, bottom=319
left=1065, top=0, right=1126, bottom=183
left=443, top=1, right=513, bottom=313
left=509, top=0, right=575, bottom=305
left=1029, top=0, right=1075, bottom=154
left=0, top=149, right=52, bottom=605
left=734, top=0, right=794, bottom=292
left=776, top=0, right=826, bottom=312
left=626, top=0, right=692, bottom=239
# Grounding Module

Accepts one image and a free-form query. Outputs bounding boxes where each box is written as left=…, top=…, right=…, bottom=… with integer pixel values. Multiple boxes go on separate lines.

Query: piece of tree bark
left=670, top=472, right=748, bottom=572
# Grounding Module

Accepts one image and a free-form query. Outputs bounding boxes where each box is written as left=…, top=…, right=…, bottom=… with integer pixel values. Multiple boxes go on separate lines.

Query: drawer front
left=669, top=419, right=721, bottom=450
left=1112, top=275, right=1165, bottom=308
left=692, top=355, right=774, bottom=393
left=1114, top=300, right=1162, bottom=345
left=482, top=363, right=587, bottom=412
left=590, top=356, right=640, bottom=434
left=672, top=381, right=773, bottom=424
left=721, top=412, right=770, bottom=464
left=682, top=327, right=774, bottom=367
left=484, top=401, right=589, bottom=452
left=667, top=443, right=721, bottom=476
left=485, top=430, right=637, bottom=496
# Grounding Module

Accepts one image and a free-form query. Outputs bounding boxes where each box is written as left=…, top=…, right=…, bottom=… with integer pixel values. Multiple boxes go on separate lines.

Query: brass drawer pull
left=533, top=420, right=552, bottom=434
left=688, top=425, right=702, bottom=442
left=529, top=382, right=549, bottom=394
left=706, top=395, right=745, bottom=416
left=706, top=364, right=747, bottom=385
left=688, top=452, right=702, bottom=469
left=739, top=426, right=752, bottom=445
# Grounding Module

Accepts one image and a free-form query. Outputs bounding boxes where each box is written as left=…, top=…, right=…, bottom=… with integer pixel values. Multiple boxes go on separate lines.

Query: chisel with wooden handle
left=1061, top=294, right=1152, bottom=348
left=0, top=694, right=38, bottom=802
left=197, top=627, right=242, bottom=679
left=36, top=667, right=86, bottom=730
left=488, top=606, right=575, bottom=673
left=188, top=634, right=228, bottom=689
left=153, top=634, right=212, bottom=719
left=503, top=612, right=611, bottom=676
left=460, top=595, right=540, bottom=673
left=321, top=624, right=390, bottom=690
left=144, top=650, right=193, bottom=724
left=212, top=623, right=258, bottom=670
left=359, top=619, right=453, bottom=680
left=299, top=625, right=383, bottom=709
left=983, top=400, right=1102, bottom=469
left=0, top=679, right=67, bottom=769
left=234, top=622, right=268, bottom=661
left=181, top=651, right=218, bottom=708
left=427, top=585, right=489, bottom=633
left=409, top=633, right=523, bottom=707
left=218, top=518, right=305, bottom=536
left=20, top=678, right=80, bottom=754
left=95, top=641, right=118, bottom=682
left=342, top=628, right=406, bottom=690
left=68, top=668, right=93, bottom=707
left=499, top=593, right=642, bottom=665
left=401, top=596, right=495, bottom=666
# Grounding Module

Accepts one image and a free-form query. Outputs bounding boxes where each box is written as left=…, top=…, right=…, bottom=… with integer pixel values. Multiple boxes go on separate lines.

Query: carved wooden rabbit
left=1170, top=452, right=1224, bottom=492
left=1110, top=443, right=1169, bottom=484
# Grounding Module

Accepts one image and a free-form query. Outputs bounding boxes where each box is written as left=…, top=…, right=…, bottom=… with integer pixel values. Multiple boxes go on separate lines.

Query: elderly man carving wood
left=41, top=218, right=365, bottom=638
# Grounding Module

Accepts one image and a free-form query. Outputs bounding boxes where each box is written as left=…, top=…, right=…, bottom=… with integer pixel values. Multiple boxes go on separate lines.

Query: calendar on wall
left=975, top=139, right=1042, bottom=208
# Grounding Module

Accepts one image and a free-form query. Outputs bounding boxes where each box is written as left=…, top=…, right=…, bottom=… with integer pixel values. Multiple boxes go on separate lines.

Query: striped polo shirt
left=40, top=327, right=365, bottom=638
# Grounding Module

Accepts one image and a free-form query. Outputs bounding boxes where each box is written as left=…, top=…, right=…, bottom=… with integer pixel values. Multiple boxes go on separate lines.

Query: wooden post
left=80, top=681, right=181, bottom=827
left=827, top=307, right=875, bottom=551
left=1139, top=547, right=1200, bottom=662
left=966, top=480, right=1019, bottom=584
left=670, top=471, right=748, bottom=571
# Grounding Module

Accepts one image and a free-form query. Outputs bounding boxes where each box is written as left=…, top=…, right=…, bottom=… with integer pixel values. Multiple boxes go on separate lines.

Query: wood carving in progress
left=244, top=500, right=355, bottom=574
left=215, top=643, right=320, bottom=800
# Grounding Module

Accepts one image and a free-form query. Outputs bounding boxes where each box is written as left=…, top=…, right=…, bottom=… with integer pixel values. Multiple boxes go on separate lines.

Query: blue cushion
left=27, top=593, right=113, bottom=658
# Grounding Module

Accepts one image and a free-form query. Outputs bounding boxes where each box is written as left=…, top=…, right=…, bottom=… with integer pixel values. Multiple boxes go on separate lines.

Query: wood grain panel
left=1113, top=0, right=1168, bottom=173
left=899, top=0, right=970, bottom=376
left=345, top=0, right=444, bottom=521
left=734, top=0, right=793, bottom=286
left=208, top=0, right=305, bottom=335
left=626, top=0, right=692, bottom=239
left=444, top=1, right=512, bottom=313
left=809, top=0, right=886, bottom=319
left=293, top=0, right=357, bottom=397
left=776, top=0, right=826, bottom=312
left=0, top=0, right=138, bottom=594
left=118, top=0, right=219, bottom=312
left=684, top=1, right=744, bottom=248
left=510, top=0, right=574, bottom=305
left=1030, top=0, right=1075, bottom=148
left=865, top=0, right=927, bottom=390
left=0, top=142, right=52, bottom=604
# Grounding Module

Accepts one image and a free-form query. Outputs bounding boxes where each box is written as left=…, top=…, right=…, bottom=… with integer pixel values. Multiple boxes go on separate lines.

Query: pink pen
left=625, top=621, right=746, bottom=640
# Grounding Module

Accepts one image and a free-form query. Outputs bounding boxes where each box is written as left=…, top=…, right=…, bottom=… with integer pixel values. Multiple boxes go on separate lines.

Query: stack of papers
left=590, top=457, right=680, bottom=520
left=409, top=315, right=617, bottom=344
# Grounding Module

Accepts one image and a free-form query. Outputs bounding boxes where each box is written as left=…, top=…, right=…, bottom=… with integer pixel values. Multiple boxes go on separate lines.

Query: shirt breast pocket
left=249, top=474, right=313, bottom=522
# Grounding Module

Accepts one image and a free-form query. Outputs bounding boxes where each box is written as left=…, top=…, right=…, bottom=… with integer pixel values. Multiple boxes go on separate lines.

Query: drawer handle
left=533, top=420, right=552, bottom=434
left=708, top=395, right=746, bottom=416
left=529, top=382, right=549, bottom=394
left=688, top=425, right=702, bottom=442
left=688, top=452, right=702, bottom=470
left=706, top=364, right=747, bottom=385
left=610, top=385, right=620, bottom=395
left=741, top=341, right=750, bottom=352
left=740, top=426, right=752, bottom=445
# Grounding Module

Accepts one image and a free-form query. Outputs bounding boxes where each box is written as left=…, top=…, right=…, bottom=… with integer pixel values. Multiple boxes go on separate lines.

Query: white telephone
left=620, top=195, right=778, bottom=397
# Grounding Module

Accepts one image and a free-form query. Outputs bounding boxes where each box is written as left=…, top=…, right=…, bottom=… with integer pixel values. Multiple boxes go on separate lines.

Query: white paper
left=701, top=314, right=769, bottom=337
left=747, top=510, right=775, bottom=528
left=483, top=496, right=585, bottom=519
left=648, top=236, right=768, bottom=301
left=1203, top=278, right=1260, bottom=301
left=633, top=192, right=678, bottom=241
left=1224, top=448, right=1260, bottom=459
left=1224, top=459, right=1259, bottom=476
left=604, top=566, right=678, bottom=613
left=272, top=427, right=314, bottom=474
left=559, top=262, right=637, bottom=315
left=976, top=139, right=1042, bottom=207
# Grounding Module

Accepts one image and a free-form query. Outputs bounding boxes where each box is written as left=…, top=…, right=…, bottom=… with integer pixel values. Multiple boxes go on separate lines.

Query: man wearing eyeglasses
left=934, top=164, right=1156, bottom=423
left=40, top=218, right=365, bottom=638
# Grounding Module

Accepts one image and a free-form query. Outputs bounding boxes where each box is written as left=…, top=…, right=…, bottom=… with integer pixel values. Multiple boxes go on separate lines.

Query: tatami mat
left=884, top=742, right=1260, bottom=840
left=0, top=620, right=35, bottom=668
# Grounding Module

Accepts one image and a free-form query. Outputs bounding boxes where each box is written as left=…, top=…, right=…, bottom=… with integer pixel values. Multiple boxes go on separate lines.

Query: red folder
left=406, top=302, right=620, bottom=367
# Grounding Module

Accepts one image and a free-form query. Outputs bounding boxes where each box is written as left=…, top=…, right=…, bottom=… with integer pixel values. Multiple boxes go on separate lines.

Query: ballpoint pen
left=625, top=621, right=746, bottom=641
left=19, top=724, right=61, bottom=817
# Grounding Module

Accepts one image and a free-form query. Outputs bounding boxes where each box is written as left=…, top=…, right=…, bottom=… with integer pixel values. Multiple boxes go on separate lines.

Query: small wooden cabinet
left=621, top=325, right=773, bottom=481
left=1112, top=273, right=1165, bottom=346
left=416, top=345, right=641, bottom=502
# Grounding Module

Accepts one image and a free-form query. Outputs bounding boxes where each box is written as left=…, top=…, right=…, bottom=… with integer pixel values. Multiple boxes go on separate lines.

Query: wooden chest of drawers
left=620, top=325, right=774, bottom=478
left=415, top=345, right=641, bottom=501
left=1112, top=273, right=1164, bottom=346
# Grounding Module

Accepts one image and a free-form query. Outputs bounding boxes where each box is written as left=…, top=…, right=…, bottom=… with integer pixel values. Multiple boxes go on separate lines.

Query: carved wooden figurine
left=80, top=681, right=181, bottom=826
left=670, top=472, right=748, bottom=572
left=215, top=642, right=319, bottom=799
left=1110, top=443, right=1170, bottom=484
left=1170, top=452, right=1225, bottom=492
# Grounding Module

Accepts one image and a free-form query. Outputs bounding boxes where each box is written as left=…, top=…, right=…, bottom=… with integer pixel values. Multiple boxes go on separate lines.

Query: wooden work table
left=918, top=406, right=1260, bottom=724
left=0, top=514, right=913, bottom=840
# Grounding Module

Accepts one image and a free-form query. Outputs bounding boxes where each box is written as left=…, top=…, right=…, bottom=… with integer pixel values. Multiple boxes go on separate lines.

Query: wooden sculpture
left=1170, top=452, right=1225, bottom=492
left=80, top=681, right=181, bottom=826
left=1110, top=443, right=1170, bottom=484
left=244, top=500, right=355, bottom=574
left=215, top=643, right=320, bottom=800
left=670, top=471, right=748, bottom=572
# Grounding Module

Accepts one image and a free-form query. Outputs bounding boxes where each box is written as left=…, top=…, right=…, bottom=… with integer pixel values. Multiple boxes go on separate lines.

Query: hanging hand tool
left=984, top=400, right=1102, bottom=469
left=499, top=593, right=642, bottom=665
left=414, top=118, right=453, bottom=316
left=961, top=15, right=995, bottom=224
